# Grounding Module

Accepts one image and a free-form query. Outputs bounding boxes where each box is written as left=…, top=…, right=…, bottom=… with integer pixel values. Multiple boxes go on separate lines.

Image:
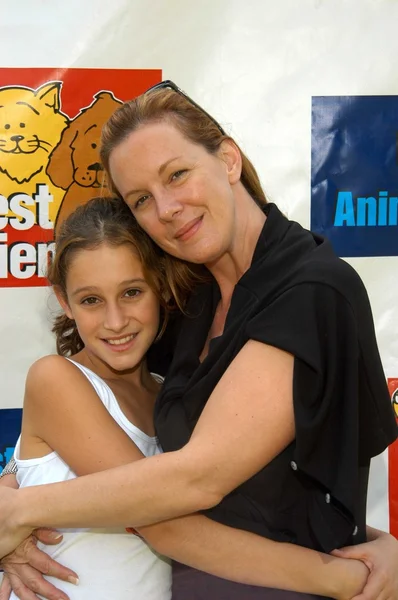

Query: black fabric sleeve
left=244, top=282, right=371, bottom=551
left=147, top=310, right=183, bottom=377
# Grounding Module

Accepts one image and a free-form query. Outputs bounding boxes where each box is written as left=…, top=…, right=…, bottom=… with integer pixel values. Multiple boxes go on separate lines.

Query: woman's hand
left=0, top=529, right=78, bottom=600
left=332, top=529, right=398, bottom=600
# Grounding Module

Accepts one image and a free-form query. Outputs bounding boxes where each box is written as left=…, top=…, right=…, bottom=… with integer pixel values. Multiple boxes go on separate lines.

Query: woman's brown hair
left=49, top=196, right=204, bottom=357
left=100, top=86, right=267, bottom=207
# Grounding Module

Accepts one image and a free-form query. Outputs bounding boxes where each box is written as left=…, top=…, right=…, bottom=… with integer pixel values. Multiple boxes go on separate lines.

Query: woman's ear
left=54, top=286, right=74, bottom=320
left=218, top=138, right=242, bottom=185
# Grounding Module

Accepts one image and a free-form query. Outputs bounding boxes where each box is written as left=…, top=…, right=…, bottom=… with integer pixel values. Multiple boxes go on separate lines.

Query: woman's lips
left=174, top=216, right=203, bottom=241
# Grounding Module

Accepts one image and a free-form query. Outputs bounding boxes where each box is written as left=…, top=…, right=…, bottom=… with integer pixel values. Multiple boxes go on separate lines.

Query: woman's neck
left=205, top=190, right=266, bottom=307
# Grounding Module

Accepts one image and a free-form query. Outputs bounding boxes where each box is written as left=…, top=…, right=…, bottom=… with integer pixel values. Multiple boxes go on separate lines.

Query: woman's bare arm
left=10, top=341, right=297, bottom=530
left=140, top=516, right=367, bottom=599
left=0, top=353, right=369, bottom=599
left=0, top=474, right=18, bottom=490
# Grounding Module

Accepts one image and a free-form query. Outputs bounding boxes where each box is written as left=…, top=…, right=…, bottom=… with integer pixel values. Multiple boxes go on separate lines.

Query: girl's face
left=109, top=121, right=242, bottom=266
left=59, top=243, right=160, bottom=373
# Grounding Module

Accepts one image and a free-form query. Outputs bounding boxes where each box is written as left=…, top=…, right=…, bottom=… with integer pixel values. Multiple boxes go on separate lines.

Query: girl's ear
left=54, top=286, right=74, bottom=320
left=218, top=138, right=242, bottom=185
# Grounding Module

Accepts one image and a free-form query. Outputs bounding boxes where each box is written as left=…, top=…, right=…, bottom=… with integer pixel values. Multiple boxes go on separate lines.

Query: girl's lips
left=175, top=216, right=203, bottom=241
left=102, top=334, right=137, bottom=353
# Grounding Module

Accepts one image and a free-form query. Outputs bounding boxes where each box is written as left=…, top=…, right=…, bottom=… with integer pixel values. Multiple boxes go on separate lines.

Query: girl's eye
left=171, top=169, right=186, bottom=181
left=125, top=288, right=141, bottom=298
left=81, top=296, right=99, bottom=305
left=134, top=194, right=150, bottom=209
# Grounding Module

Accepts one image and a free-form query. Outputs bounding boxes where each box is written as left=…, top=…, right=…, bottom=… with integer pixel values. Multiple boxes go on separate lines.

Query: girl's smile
left=57, top=242, right=160, bottom=378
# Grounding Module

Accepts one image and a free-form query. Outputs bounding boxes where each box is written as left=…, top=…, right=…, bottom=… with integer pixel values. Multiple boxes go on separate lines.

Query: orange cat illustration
left=0, top=82, right=69, bottom=225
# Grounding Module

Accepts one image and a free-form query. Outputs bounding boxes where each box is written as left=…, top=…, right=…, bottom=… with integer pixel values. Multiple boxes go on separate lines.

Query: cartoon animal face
left=71, top=122, right=104, bottom=188
left=47, top=91, right=123, bottom=192
left=393, top=389, right=398, bottom=419
left=0, top=83, right=68, bottom=184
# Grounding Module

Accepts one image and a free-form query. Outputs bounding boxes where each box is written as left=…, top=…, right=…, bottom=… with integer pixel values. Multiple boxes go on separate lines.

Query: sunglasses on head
left=144, top=80, right=226, bottom=136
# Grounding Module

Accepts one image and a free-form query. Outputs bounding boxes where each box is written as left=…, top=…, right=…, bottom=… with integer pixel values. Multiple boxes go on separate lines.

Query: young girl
left=1, top=197, right=381, bottom=600
left=10, top=196, right=174, bottom=600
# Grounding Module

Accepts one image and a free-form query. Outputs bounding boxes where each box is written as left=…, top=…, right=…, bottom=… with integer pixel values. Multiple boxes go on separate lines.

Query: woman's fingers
left=1, top=534, right=78, bottom=600
left=0, top=574, right=12, bottom=600
left=32, top=529, right=63, bottom=546
left=332, top=534, right=398, bottom=600
left=23, top=542, right=78, bottom=584
left=5, top=568, right=70, bottom=600
left=350, top=568, right=389, bottom=600
left=331, top=546, right=374, bottom=570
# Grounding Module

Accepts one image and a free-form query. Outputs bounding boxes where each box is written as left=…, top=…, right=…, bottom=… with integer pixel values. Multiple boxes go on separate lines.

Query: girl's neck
left=70, top=350, right=160, bottom=438
left=71, top=349, right=155, bottom=392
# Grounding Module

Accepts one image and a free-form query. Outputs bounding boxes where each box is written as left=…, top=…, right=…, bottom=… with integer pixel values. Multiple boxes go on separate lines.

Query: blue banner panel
left=311, top=96, right=398, bottom=257
left=0, top=408, right=22, bottom=473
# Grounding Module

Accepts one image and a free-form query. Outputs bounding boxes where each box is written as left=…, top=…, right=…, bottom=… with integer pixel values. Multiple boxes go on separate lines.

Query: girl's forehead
left=67, top=243, right=144, bottom=278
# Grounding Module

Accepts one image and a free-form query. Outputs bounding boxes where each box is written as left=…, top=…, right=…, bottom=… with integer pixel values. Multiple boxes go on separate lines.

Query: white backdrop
left=0, top=0, right=397, bottom=532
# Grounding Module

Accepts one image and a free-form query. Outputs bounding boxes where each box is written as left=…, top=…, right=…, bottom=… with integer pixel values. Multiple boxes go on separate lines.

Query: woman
left=0, top=81, right=397, bottom=599
left=2, top=196, right=372, bottom=600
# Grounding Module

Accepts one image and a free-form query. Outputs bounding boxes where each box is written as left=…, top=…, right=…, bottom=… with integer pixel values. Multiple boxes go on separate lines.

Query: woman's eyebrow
left=158, top=156, right=182, bottom=175
left=124, top=156, right=183, bottom=200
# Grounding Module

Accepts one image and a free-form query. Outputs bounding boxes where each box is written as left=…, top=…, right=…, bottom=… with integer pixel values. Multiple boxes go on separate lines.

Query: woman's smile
left=109, top=121, right=238, bottom=265
left=174, top=215, right=204, bottom=241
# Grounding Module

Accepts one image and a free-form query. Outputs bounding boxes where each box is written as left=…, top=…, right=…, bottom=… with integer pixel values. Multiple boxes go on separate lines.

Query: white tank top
left=12, top=359, right=171, bottom=600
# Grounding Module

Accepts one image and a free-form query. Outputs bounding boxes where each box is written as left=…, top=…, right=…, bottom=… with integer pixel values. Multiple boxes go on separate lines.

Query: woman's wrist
left=331, top=558, right=369, bottom=600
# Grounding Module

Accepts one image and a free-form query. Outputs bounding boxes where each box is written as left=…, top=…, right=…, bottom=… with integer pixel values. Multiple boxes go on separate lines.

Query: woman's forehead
left=127, top=121, right=187, bottom=149
left=109, top=122, right=203, bottom=185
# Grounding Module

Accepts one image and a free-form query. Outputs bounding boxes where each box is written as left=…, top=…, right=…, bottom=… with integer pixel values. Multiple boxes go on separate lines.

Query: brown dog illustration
left=47, top=91, right=123, bottom=234
left=0, top=82, right=69, bottom=223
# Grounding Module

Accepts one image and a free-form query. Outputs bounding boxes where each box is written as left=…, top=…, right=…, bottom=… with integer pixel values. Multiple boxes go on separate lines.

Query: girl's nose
left=103, top=303, right=129, bottom=332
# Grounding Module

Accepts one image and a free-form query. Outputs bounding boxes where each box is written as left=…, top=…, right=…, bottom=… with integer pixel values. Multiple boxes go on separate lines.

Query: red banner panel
left=0, top=68, right=161, bottom=287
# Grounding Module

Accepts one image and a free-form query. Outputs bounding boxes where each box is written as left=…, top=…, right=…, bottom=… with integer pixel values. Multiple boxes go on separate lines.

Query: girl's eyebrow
left=71, top=278, right=147, bottom=297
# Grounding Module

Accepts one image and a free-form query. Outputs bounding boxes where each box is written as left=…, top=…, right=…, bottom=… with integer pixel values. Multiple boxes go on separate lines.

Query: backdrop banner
left=311, top=95, right=398, bottom=257
left=0, top=409, right=21, bottom=473
left=0, top=0, right=397, bottom=538
left=389, top=379, right=398, bottom=536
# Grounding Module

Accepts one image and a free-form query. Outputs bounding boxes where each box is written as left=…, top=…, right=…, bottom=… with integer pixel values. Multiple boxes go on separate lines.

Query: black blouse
left=153, top=203, right=397, bottom=555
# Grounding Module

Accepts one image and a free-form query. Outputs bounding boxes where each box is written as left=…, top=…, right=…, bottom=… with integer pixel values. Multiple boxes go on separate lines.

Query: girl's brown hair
left=49, top=196, right=204, bottom=357
left=100, top=86, right=267, bottom=207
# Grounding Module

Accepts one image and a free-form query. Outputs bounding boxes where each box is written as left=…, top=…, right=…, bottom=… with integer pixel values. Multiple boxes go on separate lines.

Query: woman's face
left=109, top=121, right=241, bottom=265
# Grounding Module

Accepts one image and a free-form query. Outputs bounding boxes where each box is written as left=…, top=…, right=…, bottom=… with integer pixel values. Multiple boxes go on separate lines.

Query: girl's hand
left=0, top=488, right=32, bottom=559
left=332, top=531, right=398, bottom=600
left=0, top=529, right=78, bottom=600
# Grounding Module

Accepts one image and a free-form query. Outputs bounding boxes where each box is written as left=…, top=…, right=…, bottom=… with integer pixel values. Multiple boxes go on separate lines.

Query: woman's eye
left=135, top=194, right=150, bottom=209
left=125, top=288, right=141, bottom=298
left=171, top=170, right=186, bottom=181
left=81, top=297, right=99, bottom=305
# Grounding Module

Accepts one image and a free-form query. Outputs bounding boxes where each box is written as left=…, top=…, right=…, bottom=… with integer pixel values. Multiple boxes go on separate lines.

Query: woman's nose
left=156, top=192, right=183, bottom=222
